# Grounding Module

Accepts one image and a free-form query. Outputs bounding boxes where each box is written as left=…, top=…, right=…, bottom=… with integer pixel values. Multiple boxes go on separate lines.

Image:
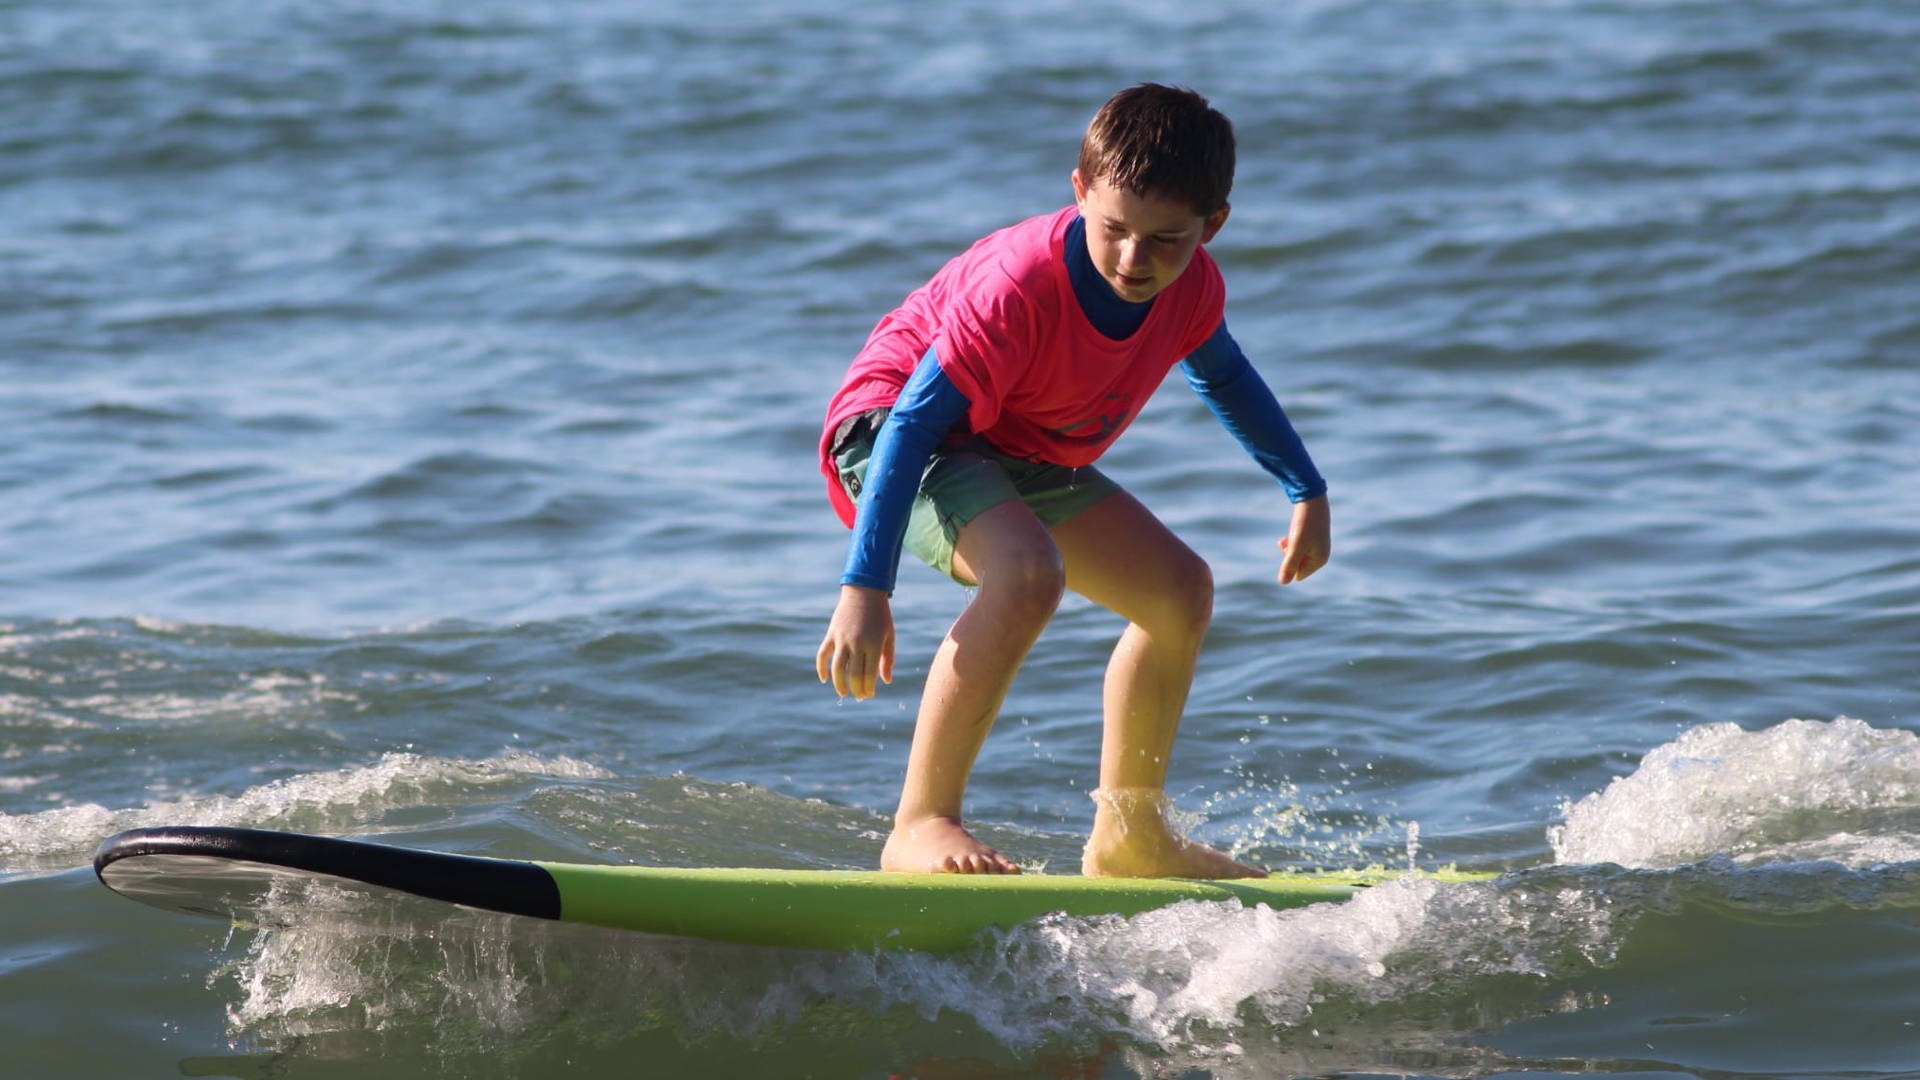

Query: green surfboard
left=95, top=826, right=1495, bottom=953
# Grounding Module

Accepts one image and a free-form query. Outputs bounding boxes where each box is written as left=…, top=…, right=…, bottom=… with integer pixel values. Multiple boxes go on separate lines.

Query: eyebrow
left=1101, top=216, right=1194, bottom=236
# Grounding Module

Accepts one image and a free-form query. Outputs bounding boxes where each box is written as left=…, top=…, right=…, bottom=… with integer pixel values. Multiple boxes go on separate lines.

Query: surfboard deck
left=94, top=825, right=1496, bottom=953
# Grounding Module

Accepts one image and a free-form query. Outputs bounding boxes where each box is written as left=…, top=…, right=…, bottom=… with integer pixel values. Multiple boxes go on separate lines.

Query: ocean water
left=3, top=0, right=1918, bottom=1076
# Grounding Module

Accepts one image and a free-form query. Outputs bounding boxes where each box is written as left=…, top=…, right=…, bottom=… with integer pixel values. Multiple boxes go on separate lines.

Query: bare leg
left=1051, top=492, right=1265, bottom=878
left=881, top=500, right=1063, bottom=873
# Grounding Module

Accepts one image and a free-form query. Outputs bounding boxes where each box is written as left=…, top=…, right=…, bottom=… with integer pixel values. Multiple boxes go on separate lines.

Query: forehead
left=1079, top=180, right=1205, bottom=230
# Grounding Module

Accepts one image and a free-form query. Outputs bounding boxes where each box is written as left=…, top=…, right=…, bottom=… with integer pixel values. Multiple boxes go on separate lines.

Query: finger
left=879, top=636, right=895, bottom=686
left=830, top=648, right=854, bottom=698
left=1276, top=538, right=1303, bottom=584
left=815, top=637, right=833, bottom=683
left=847, top=654, right=865, bottom=700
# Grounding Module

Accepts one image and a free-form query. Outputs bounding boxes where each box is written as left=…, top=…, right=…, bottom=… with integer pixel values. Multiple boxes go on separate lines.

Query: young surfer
left=816, top=84, right=1330, bottom=877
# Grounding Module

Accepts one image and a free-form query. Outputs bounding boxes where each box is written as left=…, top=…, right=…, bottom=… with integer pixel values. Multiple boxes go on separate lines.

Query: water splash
left=1201, top=775, right=1413, bottom=870
left=213, top=869, right=1617, bottom=1070
left=866, top=874, right=1613, bottom=1051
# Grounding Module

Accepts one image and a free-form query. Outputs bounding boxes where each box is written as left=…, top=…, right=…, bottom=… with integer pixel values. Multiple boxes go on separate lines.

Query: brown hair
left=1077, top=84, right=1235, bottom=217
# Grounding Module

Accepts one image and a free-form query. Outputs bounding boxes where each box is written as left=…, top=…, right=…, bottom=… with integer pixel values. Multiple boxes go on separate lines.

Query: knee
left=1155, top=553, right=1214, bottom=642
left=980, top=543, right=1066, bottom=626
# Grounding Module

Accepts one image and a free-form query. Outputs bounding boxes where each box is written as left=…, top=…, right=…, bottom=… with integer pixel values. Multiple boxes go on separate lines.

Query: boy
left=815, top=84, right=1330, bottom=877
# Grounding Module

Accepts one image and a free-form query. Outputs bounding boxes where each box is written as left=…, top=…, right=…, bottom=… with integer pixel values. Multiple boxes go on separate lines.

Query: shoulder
left=1158, top=238, right=1225, bottom=313
left=1171, top=245, right=1227, bottom=342
left=1185, top=244, right=1226, bottom=299
left=928, top=209, right=1072, bottom=323
left=953, top=207, right=1072, bottom=288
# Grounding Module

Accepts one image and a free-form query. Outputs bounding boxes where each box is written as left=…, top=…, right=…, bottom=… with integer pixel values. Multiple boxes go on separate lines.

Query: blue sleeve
left=841, top=349, right=970, bottom=593
left=1182, top=322, right=1328, bottom=502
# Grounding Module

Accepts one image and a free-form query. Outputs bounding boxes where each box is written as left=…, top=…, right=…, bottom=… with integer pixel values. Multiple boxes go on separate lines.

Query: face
left=1071, top=169, right=1229, bottom=303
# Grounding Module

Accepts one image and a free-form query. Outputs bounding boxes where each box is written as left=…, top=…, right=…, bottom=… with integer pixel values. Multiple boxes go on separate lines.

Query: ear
left=1070, top=168, right=1090, bottom=205
left=1200, top=203, right=1230, bottom=244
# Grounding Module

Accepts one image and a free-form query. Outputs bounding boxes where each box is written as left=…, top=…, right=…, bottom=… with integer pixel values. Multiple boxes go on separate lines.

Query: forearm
left=841, top=419, right=934, bottom=592
left=840, top=350, right=970, bottom=592
left=1182, top=323, right=1327, bottom=502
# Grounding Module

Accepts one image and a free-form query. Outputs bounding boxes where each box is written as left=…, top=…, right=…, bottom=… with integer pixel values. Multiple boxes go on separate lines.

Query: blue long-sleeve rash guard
left=840, top=215, right=1326, bottom=593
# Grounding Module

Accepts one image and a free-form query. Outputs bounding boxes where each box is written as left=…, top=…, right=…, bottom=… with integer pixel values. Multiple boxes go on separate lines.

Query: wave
left=204, top=855, right=1920, bottom=1076
left=0, top=751, right=610, bottom=873
left=1551, top=717, right=1920, bottom=868
left=190, top=717, right=1920, bottom=1073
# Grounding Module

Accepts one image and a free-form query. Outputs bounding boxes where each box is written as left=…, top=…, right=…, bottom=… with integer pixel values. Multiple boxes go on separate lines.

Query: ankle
left=1082, top=788, right=1262, bottom=879
left=1088, top=786, right=1184, bottom=834
left=892, top=809, right=964, bottom=832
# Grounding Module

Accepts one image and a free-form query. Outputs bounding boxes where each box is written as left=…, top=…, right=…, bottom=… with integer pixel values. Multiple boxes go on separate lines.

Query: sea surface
left=3, top=0, right=1918, bottom=1076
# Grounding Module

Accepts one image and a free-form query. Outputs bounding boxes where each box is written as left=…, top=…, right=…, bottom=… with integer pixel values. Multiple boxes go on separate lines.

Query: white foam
left=827, top=873, right=1614, bottom=1058
left=59, top=670, right=354, bottom=726
left=1550, top=717, right=1920, bottom=868
left=0, top=750, right=611, bottom=869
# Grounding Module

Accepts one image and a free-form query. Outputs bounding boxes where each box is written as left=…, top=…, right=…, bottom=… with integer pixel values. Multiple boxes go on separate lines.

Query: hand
left=816, top=585, right=895, bottom=699
left=1277, top=495, right=1330, bottom=585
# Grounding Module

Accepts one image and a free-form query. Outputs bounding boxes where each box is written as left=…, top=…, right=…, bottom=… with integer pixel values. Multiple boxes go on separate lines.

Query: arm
left=1181, top=322, right=1331, bottom=584
left=816, top=351, right=970, bottom=698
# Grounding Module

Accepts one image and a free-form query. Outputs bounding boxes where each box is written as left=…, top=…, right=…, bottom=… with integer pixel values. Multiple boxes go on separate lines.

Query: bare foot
left=1080, top=788, right=1267, bottom=879
left=1083, top=832, right=1265, bottom=878
left=881, top=815, right=1021, bottom=874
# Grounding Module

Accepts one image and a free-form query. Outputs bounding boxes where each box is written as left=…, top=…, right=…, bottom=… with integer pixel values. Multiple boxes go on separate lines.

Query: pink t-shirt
left=818, top=206, right=1226, bottom=526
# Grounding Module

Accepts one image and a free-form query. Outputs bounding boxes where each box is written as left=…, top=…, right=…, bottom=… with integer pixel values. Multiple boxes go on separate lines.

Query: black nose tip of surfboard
left=93, top=825, right=563, bottom=923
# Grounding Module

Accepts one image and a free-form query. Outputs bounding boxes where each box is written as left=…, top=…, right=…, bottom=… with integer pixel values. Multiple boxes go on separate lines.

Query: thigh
left=908, top=446, right=1118, bottom=587
left=947, top=497, right=1062, bottom=592
left=834, top=421, right=1026, bottom=586
left=909, top=448, right=1026, bottom=585
left=1048, top=490, right=1212, bottom=628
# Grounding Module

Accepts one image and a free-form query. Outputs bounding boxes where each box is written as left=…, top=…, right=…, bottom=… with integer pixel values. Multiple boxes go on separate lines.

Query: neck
left=1065, top=214, right=1152, bottom=341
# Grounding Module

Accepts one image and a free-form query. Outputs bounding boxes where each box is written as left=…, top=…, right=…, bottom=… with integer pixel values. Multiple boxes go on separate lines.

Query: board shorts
left=830, top=409, right=1121, bottom=585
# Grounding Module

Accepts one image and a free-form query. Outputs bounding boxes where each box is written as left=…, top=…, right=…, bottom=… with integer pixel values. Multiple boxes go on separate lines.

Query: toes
left=935, top=850, right=1018, bottom=874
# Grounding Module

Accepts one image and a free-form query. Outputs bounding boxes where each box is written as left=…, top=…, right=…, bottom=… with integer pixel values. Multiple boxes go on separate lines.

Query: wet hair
left=1077, top=83, right=1235, bottom=217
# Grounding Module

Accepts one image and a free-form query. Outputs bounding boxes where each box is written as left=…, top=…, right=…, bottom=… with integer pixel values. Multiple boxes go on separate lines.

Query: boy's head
left=1076, top=83, right=1235, bottom=219
left=1072, top=84, right=1235, bottom=303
